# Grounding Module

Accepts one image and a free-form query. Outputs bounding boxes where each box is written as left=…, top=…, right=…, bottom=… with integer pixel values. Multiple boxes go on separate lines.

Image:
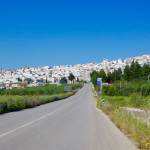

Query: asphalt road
left=0, top=84, right=137, bottom=150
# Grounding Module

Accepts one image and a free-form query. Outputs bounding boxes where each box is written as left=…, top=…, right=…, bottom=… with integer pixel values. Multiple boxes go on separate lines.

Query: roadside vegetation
left=101, top=94, right=150, bottom=110
left=90, top=61, right=150, bottom=149
left=0, top=83, right=83, bottom=114
left=90, top=61, right=150, bottom=85
left=0, top=83, right=81, bottom=96
left=97, top=97, right=150, bottom=149
left=102, top=83, right=150, bottom=97
left=90, top=61, right=150, bottom=109
left=92, top=85, right=150, bottom=149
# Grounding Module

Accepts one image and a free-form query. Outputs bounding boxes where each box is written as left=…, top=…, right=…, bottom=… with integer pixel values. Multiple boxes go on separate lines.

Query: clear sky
left=0, top=0, right=150, bottom=69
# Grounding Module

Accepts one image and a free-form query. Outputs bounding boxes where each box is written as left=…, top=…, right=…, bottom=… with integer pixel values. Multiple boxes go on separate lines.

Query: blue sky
left=0, top=0, right=150, bottom=69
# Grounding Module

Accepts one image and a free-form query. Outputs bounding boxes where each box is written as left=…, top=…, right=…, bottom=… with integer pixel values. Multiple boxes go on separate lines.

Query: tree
left=118, top=68, right=122, bottom=74
left=123, top=65, right=131, bottom=81
left=98, top=69, right=107, bottom=82
left=17, top=77, right=22, bottom=82
left=76, top=77, right=80, bottom=82
left=24, top=78, right=34, bottom=84
left=130, top=61, right=141, bottom=79
left=45, top=78, right=48, bottom=84
left=60, top=77, right=67, bottom=84
left=90, top=71, right=98, bottom=85
left=107, top=72, right=113, bottom=83
left=142, top=63, right=150, bottom=77
left=130, top=61, right=135, bottom=80
left=90, top=69, right=107, bottom=84
left=90, top=70, right=97, bottom=77
left=37, top=78, right=44, bottom=83
left=112, top=70, right=121, bottom=82
left=68, top=73, right=75, bottom=83
left=134, top=61, right=142, bottom=78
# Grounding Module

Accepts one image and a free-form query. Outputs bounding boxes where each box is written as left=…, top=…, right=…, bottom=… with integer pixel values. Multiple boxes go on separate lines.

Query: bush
left=102, top=84, right=150, bottom=97
left=0, top=94, right=66, bottom=114
left=129, top=93, right=148, bottom=108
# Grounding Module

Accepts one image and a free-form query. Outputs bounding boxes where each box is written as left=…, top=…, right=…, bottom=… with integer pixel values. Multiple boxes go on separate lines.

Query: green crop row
left=0, top=90, right=77, bottom=114
left=0, top=83, right=82, bottom=96
left=0, top=83, right=83, bottom=114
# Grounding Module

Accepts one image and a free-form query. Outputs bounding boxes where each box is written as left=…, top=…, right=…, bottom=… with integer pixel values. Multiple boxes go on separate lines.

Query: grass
left=91, top=82, right=150, bottom=149
left=100, top=83, right=150, bottom=97
left=97, top=96, right=150, bottom=149
left=101, top=95, right=150, bottom=110
left=0, top=83, right=83, bottom=114
left=0, top=91, right=76, bottom=114
left=0, top=83, right=82, bottom=96
left=102, top=96, right=130, bottom=107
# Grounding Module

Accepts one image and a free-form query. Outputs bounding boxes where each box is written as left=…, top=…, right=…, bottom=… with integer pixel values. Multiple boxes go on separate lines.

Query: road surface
left=0, top=84, right=137, bottom=150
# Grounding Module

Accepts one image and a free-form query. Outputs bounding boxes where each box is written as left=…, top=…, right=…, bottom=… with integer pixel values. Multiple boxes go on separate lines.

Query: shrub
left=129, top=93, right=148, bottom=108
left=102, top=84, right=150, bottom=97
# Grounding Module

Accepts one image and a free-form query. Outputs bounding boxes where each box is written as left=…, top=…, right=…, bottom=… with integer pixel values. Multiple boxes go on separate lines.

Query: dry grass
left=90, top=83, right=150, bottom=149
left=97, top=98, right=150, bottom=149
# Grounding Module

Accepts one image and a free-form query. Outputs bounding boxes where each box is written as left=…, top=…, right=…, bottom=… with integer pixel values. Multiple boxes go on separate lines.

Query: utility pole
left=120, top=81, right=121, bottom=93
left=133, top=79, right=134, bottom=93
left=126, top=80, right=127, bottom=96
left=101, top=78, right=102, bottom=94
left=140, top=76, right=142, bottom=96
left=148, top=74, right=150, bottom=82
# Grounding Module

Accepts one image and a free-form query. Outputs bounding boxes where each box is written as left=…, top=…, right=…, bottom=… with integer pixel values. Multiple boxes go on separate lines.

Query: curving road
left=0, top=84, right=137, bottom=150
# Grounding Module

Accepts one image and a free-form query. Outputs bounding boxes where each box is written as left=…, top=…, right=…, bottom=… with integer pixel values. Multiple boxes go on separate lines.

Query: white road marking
left=0, top=101, right=73, bottom=138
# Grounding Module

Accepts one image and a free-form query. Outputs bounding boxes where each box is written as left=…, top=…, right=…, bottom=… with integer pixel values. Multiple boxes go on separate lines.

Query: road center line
left=0, top=101, right=73, bottom=138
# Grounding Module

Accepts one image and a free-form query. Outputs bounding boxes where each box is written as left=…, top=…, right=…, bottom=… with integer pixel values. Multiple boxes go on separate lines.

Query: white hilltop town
left=0, top=54, right=150, bottom=88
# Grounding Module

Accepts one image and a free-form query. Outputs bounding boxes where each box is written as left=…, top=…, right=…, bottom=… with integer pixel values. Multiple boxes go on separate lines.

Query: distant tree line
left=60, top=73, right=80, bottom=84
left=123, top=62, right=150, bottom=80
left=90, top=61, right=150, bottom=85
left=90, top=69, right=122, bottom=85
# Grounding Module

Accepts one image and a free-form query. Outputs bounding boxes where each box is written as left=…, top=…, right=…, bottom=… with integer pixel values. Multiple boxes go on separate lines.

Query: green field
left=99, top=95, right=150, bottom=109
left=0, top=83, right=82, bottom=95
left=102, top=83, right=150, bottom=97
left=0, top=83, right=83, bottom=114
left=96, top=93, right=150, bottom=149
left=97, top=101, right=150, bottom=149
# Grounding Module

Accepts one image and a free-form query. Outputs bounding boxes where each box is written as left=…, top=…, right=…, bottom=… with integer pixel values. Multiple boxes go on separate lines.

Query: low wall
left=121, top=107, right=150, bottom=124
